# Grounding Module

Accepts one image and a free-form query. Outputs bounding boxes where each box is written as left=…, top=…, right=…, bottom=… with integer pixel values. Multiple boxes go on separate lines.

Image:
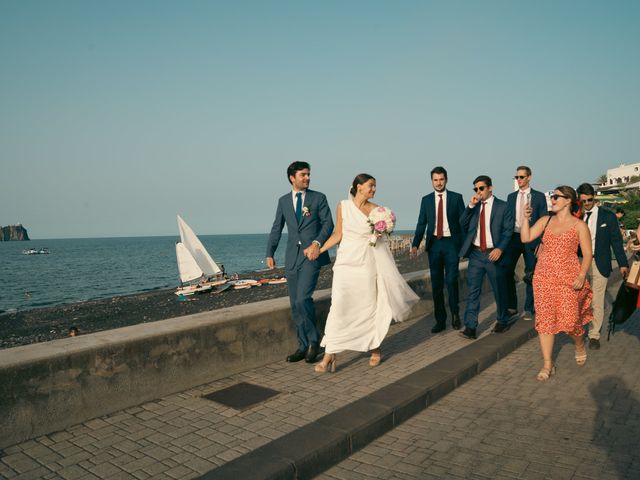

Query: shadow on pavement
left=590, top=375, right=640, bottom=479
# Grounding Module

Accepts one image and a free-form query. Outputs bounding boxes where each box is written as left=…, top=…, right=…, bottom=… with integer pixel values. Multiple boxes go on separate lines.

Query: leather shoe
left=286, top=349, right=306, bottom=362
left=588, top=338, right=600, bottom=350
left=431, top=323, right=446, bottom=334
left=305, top=343, right=320, bottom=363
left=451, top=313, right=461, bottom=330
left=459, top=327, right=477, bottom=340
left=492, top=322, right=511, bottom=333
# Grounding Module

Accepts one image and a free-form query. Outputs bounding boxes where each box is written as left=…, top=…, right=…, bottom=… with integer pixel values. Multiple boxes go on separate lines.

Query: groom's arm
left=266, top=199, right=285, bottom=266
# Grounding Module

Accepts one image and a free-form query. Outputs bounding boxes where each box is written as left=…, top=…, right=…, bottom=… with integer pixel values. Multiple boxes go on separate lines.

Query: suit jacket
left=506, top=188, right=548, bottom=249
left=591, top=207, right=628, bottom=277
left=266, top=189, right=334, bottom=272
left=412, top=190, right=465, bottom=253
left=459, top=196, right=514, bottom=264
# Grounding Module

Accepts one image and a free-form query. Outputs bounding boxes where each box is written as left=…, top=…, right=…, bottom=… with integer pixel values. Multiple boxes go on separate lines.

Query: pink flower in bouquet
left=367, top=206, right=396, bottom=246
left=374, top=220, right=388, bottom=232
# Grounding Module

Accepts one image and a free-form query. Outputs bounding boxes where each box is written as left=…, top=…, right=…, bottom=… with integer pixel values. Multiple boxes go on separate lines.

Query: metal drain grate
left=202, top=382, right=280, bottom=411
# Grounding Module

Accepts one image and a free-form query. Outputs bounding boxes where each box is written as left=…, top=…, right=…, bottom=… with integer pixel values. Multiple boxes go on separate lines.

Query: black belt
left=472, top=245, right=495, bottom=253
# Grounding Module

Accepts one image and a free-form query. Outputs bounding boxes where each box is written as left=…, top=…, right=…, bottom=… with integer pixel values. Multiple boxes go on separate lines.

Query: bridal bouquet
left=367, top=206, right=396, bottom=246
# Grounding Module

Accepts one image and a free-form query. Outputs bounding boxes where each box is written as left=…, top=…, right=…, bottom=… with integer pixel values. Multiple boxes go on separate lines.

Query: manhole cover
left=202, top=382, right=280, bottom=411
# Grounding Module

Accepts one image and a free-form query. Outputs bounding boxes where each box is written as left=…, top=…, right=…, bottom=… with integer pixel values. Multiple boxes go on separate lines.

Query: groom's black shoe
left=305, top=343, right=320, bottom=363
left=286, top=350, right=306, bottom=363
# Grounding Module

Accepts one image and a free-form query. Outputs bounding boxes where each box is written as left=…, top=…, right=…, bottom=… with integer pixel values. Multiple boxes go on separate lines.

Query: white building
left=604, top=163, right=640, bottom=186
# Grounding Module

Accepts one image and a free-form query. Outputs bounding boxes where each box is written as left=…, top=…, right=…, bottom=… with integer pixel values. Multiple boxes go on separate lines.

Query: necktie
left=295, top=192, right=303, bottom=223
left=584, top=211, right=592, bottom=226
left=519, top=191, right=526, bottom=227
left=436, top=194, right=444, bottom=239
left=479, top=202, right=487, bottom=252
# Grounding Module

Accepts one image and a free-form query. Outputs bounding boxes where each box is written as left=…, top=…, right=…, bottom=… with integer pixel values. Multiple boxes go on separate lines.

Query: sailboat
left=174, top=215, right=227, bottom=296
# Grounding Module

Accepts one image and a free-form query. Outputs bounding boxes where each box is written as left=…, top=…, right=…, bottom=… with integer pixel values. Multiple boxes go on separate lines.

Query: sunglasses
left=473, top=185, right=487, bottom=192
left=514, top=175, right=528, bottom=180
left=581, top=197, right=595, bottom=203
left=550, top=194, right=569, bottom=201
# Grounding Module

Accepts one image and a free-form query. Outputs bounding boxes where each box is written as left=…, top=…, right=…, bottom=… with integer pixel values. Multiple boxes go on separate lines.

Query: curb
left=197, top=320, right=537, bottom=480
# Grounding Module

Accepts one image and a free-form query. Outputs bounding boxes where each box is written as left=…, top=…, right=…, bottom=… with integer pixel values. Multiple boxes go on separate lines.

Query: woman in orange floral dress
left=520, top=186, right=593, bottom=381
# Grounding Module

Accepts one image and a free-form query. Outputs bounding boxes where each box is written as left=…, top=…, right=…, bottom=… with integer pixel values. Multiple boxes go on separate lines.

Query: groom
left=266, top=161, right=334, bottom=363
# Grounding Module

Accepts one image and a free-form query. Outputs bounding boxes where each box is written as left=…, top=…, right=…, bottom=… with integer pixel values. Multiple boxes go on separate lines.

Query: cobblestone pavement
left=320, top=297, right=640, bottom=479
left=1, top=288, right=504, bottom=480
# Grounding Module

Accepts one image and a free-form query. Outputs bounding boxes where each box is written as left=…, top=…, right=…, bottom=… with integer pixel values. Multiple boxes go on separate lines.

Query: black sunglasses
left=473, top=185, right=487, bottom=192
left=514, top=175, right=528, bottom=180
left=550, top=194, right=569, bottom=201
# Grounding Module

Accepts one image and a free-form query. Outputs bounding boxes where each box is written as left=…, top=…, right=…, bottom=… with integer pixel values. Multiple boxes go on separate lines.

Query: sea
left=0, top=231, right=415, bottom=313
left=0, top=234, right=287, bottom=313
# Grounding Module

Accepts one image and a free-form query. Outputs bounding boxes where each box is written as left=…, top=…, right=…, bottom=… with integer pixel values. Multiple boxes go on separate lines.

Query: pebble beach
left=0, top=252, right=424, bottom=350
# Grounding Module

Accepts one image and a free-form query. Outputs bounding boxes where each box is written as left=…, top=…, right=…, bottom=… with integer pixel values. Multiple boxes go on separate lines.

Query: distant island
left=1, top=224, right=30, bottom=241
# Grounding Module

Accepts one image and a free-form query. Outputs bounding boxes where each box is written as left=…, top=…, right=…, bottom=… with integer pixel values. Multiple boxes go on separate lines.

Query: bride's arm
left=320, top=203, right=343, bottom=253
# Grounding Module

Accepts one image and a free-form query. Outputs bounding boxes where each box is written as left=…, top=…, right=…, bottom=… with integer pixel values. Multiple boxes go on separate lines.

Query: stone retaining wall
left=0, top=265, right=474, bottom=448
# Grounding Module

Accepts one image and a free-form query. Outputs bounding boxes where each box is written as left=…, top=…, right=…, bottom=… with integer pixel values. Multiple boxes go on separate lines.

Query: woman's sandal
left=536, top=364, right=556, bottom=381
left=369, top=350, right=382, bottom=367
left=575, top=347, right=587, bottom=366
left=314, top=355, right=337, bottom=373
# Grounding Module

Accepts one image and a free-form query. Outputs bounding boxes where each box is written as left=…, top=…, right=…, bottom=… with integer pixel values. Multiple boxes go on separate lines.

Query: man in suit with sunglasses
left=576, top=183, right=628, bottom=350
left=411, top=166, right=466, bottom=333
left=504, top=166, right=549, bottom=321
left=459, top=175, right=514, bottom=339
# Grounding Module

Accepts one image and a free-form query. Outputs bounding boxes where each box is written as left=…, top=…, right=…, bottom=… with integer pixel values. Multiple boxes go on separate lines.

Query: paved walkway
left=3, top=279, right=639, bottom=480
left=0, top=288, right=505, bottom=480
left=320, top=307, right=640, bottom=479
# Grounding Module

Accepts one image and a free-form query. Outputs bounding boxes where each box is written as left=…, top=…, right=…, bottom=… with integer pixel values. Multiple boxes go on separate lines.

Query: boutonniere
left=600, top=223, right=607, bottom=227
left=302, top=206, right=311, bottom=217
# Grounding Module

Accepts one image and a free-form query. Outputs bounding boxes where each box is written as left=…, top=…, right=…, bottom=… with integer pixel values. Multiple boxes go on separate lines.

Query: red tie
left=436, top=194, right=443, bottom=239
left=479, top=202, right=487, bottom=252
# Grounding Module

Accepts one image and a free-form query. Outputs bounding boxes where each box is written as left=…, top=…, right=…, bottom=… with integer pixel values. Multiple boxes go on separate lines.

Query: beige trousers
left=587, top=260, right=609, bottom=340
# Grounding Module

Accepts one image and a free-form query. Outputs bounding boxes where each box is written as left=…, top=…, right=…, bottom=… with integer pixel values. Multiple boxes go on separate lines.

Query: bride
left=314, top=174, right=420, bottom=373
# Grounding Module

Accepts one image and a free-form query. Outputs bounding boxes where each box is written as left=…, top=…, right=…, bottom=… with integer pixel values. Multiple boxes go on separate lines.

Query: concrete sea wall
left=0, top=267, right=470, bottom=448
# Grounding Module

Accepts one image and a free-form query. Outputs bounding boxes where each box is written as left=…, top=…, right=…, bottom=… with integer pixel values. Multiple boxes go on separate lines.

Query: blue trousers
left=463, top=248, right=509, bottom=329
left=286, top=260, right=321, bottom=350
left=427, top=237, right=460, bottom=325
left=503, top=233, right=537, bottom=313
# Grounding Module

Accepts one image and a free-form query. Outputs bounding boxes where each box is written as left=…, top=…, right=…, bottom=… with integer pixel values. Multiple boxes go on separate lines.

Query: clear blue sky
left=2, top=0, right=639, bottom=239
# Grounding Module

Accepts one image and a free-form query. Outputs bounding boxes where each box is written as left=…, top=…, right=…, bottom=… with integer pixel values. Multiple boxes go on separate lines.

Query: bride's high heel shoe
left=314, top=354, right=337, bottom=373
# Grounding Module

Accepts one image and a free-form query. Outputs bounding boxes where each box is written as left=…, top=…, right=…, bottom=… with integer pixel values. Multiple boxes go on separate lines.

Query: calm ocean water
left=0, top=234, right=287, bottom=313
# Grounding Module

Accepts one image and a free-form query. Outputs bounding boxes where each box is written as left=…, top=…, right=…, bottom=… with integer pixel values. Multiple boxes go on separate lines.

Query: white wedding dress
left=320, top=198, right=420, bottom=354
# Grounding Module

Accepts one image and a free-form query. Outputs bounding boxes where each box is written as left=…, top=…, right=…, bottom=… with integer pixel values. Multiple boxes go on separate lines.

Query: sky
left=2, top=0, right=639, bottom=239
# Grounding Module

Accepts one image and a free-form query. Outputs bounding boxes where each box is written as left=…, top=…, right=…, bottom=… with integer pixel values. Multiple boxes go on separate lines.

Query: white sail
left=177, top=215, right=222, bottom=276
left=176, top=242, right=203, bottom=283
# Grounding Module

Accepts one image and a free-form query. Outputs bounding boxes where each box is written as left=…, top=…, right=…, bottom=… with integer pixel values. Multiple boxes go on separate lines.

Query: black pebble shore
left=0, top=253, right=424, bottom=350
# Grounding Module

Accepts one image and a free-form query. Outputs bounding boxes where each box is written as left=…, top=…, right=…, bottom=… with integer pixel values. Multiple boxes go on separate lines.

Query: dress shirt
left=434, top=190, right=452, bottom=237
left=514, top=187, right=531, bottom=233
left=584, top=205, right=598, bottom=253
left=292, top=189, right=307, bottom=210
left=473, top=195, right=495, bottom=249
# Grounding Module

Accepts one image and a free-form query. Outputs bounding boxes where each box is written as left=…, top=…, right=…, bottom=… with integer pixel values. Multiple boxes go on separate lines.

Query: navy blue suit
left=504, top=189, right=548, bottom=313
left=266, top=189, right=334, bottom=350
left=459, top=197, right=514, bottom=329
left=591, top=207, right=628, bottom=277
left=412, top=190, right=465, bottom=326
